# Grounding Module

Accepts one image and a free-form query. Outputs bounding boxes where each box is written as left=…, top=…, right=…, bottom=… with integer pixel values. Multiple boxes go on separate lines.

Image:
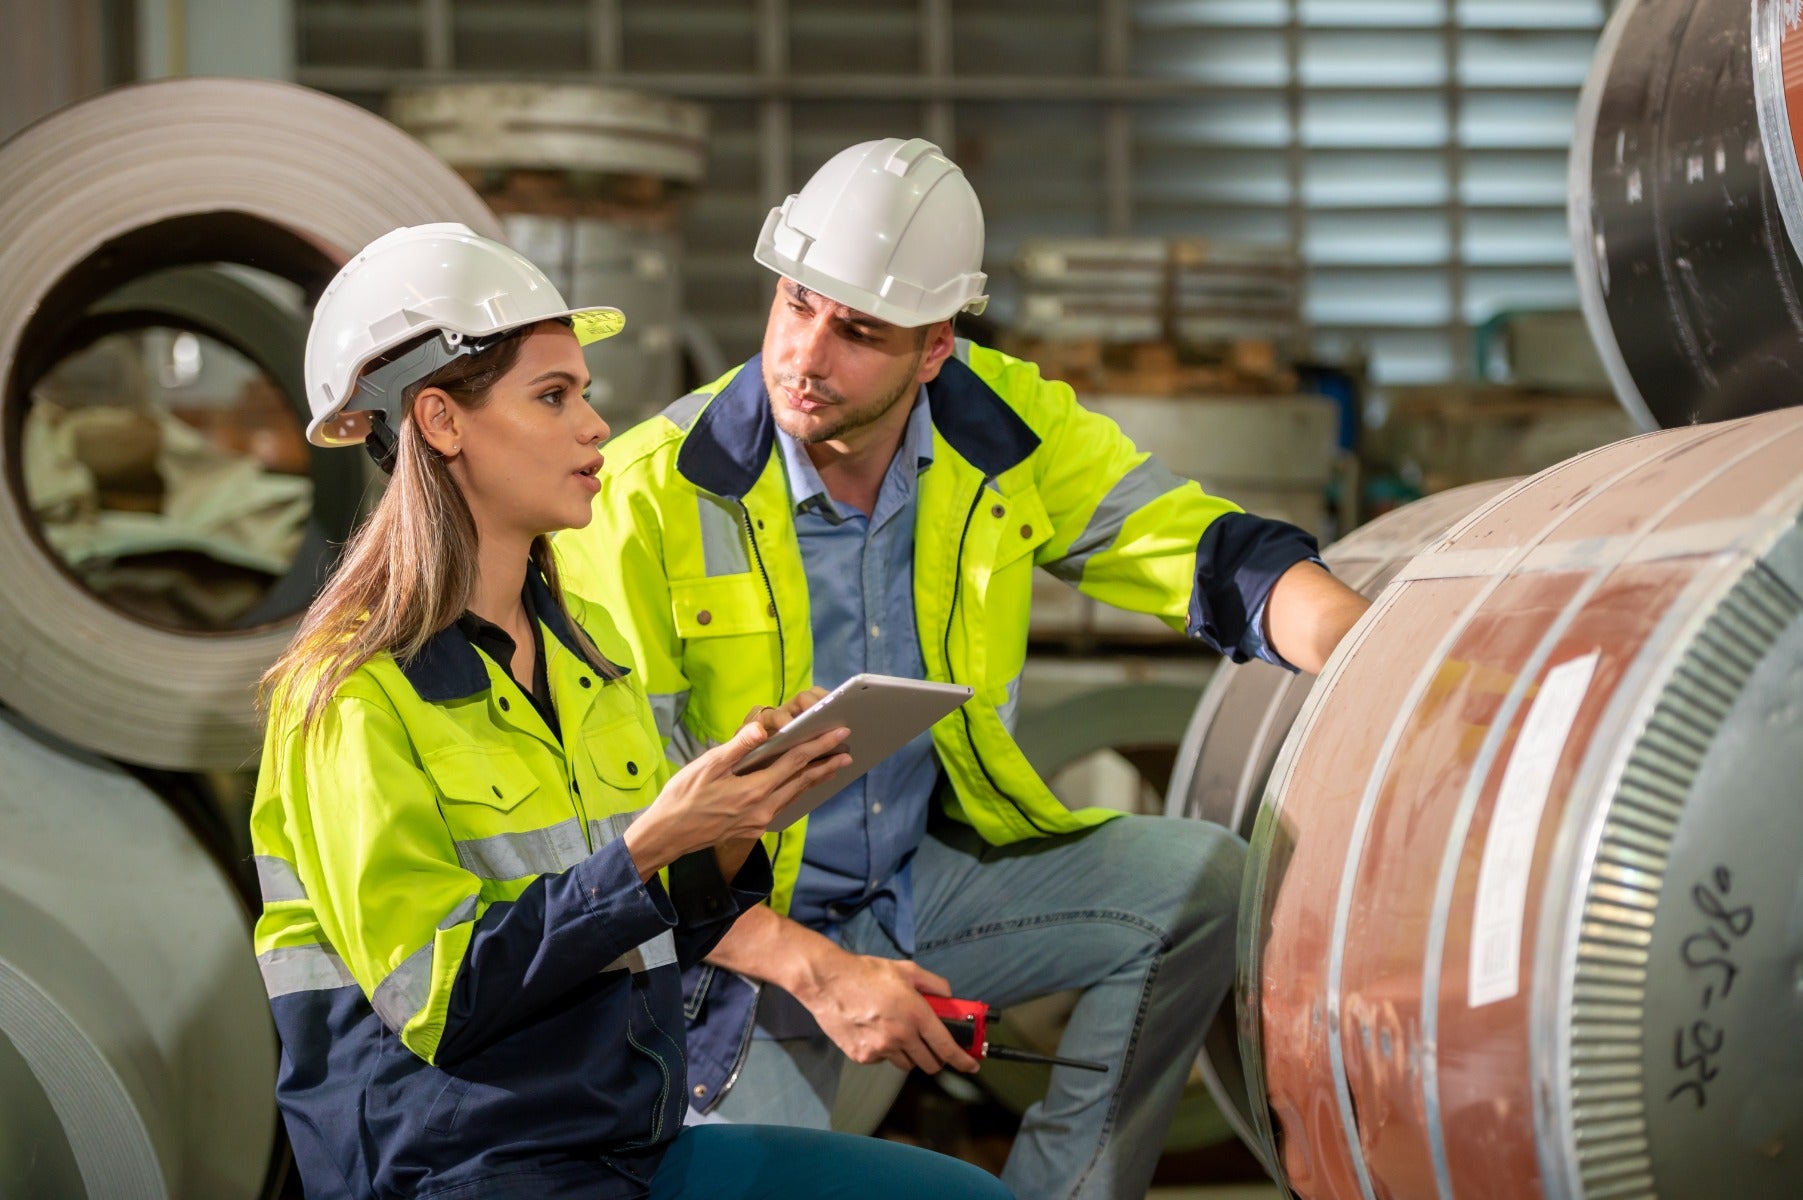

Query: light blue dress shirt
left=775, top=390, right=940, bottom=956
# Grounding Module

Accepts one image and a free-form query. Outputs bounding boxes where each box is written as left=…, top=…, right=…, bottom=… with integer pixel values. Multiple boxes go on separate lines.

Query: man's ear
left=411, top=387, right=462, bottom=457
left=912, top=320, right=958, bottom=385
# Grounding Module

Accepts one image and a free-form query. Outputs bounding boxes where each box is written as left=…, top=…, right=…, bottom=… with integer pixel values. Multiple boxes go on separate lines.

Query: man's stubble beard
left=767, top=349, right=925, bottom=446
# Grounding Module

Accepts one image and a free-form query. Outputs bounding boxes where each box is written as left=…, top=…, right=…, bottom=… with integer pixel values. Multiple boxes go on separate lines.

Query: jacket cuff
left=573, top=836, right=679, bottom=938
left=668, top=843, right=773, bottom=928
left=1189, top=511, right=1323, bottom=667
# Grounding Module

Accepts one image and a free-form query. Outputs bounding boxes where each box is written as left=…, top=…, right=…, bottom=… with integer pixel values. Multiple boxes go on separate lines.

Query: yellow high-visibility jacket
left=557, top=340, right=1318, bottom=917
left=250, top=571, right=768, bottom=1197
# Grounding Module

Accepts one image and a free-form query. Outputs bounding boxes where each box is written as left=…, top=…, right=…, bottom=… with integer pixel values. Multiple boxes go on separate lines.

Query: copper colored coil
left=1242, top=406, right=1803, bottom=1199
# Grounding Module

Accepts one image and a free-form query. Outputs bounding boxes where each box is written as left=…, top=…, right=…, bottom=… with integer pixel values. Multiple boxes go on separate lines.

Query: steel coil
left=1239, top=408, right=1803, bottom=1197
left=0, top=77, right=501, bottom=770
left=1165, top=481, right=1517, bottom=1168
left=1571, top=0, right=1803, bottom=430
left=0, top=709, right=276, bottom=1199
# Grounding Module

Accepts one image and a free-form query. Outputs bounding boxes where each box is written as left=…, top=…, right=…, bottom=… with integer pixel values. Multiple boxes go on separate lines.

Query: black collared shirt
left=456, top=583, right=559, bottom=742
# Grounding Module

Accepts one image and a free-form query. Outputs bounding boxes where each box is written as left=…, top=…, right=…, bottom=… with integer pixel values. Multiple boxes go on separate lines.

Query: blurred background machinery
left=0, top=1, right=1799, bottom=1198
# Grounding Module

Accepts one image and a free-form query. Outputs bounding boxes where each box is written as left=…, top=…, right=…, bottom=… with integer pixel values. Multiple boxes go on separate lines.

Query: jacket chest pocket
left=668, top=572, right=781, bottom=738
left=579, top=699, right=663, bottom=836
left=420, top=748, right=580, bottom=881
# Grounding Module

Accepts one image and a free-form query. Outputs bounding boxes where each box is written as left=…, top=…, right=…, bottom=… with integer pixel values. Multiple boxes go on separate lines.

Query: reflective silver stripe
left=648, top=690, right=690, bottom=742
left=697, top=494, right=750, bottom=576
left=996, top=674, right=1022, bottom=734
left=662, top=389, right=710, bottom=432
left=603, top=930, right=679, bottom=975
left=587, top=805, right=650, bottom=848
left=255, top=855, right=307, bottom=903
left=1044, top=457, right=1186, bottom=583
left=953, top=337, right=973, bottom=364
left=258, top=944, right=355, bottom=999
left=371, top=941, right=433, bottom=1032
left=670, top=720, right=713, bottom=766
left=454, top=818, right=589, bottom=880
left=437, top=895, right=479, bottom=930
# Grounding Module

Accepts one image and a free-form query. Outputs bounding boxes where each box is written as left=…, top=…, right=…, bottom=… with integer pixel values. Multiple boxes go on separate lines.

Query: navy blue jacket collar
left=675, top=350, right=1042, bottom=501
left=398, top=566, right=623, bottom=703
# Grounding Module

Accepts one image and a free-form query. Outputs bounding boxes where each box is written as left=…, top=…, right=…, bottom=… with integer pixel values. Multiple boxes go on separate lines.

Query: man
left=558, top=137, right=1370, bottom=1199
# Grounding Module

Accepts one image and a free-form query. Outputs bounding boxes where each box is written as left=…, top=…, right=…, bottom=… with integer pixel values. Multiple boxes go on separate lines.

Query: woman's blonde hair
left=261, top=321, right=611, bottom=732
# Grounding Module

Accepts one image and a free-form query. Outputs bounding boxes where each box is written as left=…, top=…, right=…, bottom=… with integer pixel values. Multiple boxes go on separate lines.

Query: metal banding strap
left=255, top=855, right=307, bottom=903
left=257, top=944, right=356, bottom=999
left=1044, top=457, right=1186, bottom=584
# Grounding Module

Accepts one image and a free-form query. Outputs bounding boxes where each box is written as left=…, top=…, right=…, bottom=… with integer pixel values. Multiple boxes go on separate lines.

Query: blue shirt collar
left=774, top=386, right=936, bottom=521
left=675, top=347, right=1040, bottom=501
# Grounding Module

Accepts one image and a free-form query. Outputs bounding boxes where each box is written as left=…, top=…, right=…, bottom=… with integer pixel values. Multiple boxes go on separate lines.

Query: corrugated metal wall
left=294, top=0, right=1604, bottom=384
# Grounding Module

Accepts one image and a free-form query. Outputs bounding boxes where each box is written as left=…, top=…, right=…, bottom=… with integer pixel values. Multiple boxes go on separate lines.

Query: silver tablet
left=733, top=673, right=974, bottom=831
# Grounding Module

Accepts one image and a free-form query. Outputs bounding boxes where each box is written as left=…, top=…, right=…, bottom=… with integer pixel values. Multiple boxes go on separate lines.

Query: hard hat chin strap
left=348, top=327, right=511, bottom=473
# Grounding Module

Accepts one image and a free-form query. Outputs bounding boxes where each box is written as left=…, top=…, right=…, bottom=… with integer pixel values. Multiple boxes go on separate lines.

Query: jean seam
left=1065, top=948, right=1161, bottom=1199
left=915, top=907, right=1171, bottom=955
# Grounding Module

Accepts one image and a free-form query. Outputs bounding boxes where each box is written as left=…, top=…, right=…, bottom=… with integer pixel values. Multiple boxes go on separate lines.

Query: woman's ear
left=412, top=388, right=462, bottom=458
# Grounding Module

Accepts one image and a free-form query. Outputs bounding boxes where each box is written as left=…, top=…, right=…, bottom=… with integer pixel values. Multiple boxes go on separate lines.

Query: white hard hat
left=754, top=137, right=988, bottom=328
left=303, top=222, right=625, bottom=447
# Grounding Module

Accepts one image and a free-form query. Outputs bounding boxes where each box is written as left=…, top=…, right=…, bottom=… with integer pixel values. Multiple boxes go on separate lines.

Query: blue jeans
left=650, top=1124, right=1011, bottom=1198
left=690, top=814, right=1246, bottom=1200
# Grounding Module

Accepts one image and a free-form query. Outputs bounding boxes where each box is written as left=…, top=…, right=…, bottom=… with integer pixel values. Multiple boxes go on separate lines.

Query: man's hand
left=791, top=948, right=981, bottom=1075
left=703, top=904, right=979, bottom=1075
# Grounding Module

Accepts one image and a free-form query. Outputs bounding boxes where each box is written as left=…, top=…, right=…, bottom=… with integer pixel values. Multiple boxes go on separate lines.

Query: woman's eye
left=540, top=388, right=565, bottom=406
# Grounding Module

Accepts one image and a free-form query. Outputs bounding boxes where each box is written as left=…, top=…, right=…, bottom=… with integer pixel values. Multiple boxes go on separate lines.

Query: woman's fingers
left=700, top=719, right=770, bottom=776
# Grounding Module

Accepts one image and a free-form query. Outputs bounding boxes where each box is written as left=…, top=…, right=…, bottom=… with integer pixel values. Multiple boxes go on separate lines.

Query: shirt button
left=871, top=802, right=883, bottom=814
left=869, top=624, right=880, bottom=638
left=693, top=1084, right=708, bottom=1098
left=696, top=610, right=712, bottom=626
left=990, top=503, right=1005, bottom=518
left=626, top=761, right=639, bottom=776
left=703, top=895, right=721, bottom=914
left=498, top=696, right=511, bottom=712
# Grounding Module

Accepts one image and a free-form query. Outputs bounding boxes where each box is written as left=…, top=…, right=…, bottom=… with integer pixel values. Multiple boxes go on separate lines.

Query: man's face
left=760, top=280, right=948, bottom=447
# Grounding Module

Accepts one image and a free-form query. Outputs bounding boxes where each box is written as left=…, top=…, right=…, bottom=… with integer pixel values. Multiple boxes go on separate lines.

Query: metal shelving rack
left=295, top=0, right=1605, bottom=383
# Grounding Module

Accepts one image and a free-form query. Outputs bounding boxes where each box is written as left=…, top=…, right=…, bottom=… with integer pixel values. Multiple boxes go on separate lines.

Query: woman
left=250, top=224, right=1012, bottom=1200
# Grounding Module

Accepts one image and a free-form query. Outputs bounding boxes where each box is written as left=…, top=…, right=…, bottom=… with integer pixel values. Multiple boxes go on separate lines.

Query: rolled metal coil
left=1239, top=407, right=1803, bottom=1198
left=1166, top=480, right=1516, bottom=1167
left=1571, top=0, right=1803, bottom=430
left=0, top=708, right=277, bottom=1199
left=0, top=77, right=501, bottom=770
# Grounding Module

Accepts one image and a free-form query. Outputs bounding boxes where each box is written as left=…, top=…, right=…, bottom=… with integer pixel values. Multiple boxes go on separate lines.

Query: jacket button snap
left=491, top=784, right=503, bottom=798
left=693, top=1084, right=707, bottom=1098
left=498, top=696, right=511, bottom=712
left=990, top=504, right=1005, bottom=518
left=696, top=610, right=712, bottom=626
left=579, top=676, right=592, bottom=688
left=1020, top=524, right=1032, bottom=539
left=626, top=761, right=639, bottom=776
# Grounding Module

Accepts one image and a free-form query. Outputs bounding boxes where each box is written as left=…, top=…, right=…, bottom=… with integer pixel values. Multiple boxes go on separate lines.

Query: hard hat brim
left=306, top=305, right=627, bottom=447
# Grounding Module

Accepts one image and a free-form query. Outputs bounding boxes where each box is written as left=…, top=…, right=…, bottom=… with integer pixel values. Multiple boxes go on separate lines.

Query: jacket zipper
left=943, top=487, right=1055, bottom=835
left=739, top=503, right=791, bottom=884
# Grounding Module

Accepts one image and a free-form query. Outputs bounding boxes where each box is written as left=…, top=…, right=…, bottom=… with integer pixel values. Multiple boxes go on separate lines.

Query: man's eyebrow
left=787, top=280, right=896, bottom=334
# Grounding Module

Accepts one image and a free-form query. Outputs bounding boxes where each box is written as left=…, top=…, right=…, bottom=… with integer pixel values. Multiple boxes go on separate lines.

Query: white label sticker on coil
left=1468, top=651, right=1600, bottom=1008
